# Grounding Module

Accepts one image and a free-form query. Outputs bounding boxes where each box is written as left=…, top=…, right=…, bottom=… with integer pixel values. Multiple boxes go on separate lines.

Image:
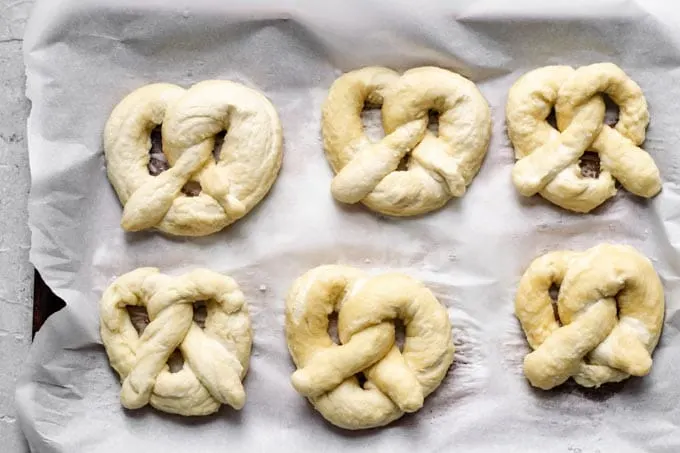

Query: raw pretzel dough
left=100, top=268, right=252, bottom=415
left=322, top=66, right=491, bottom=216
left=507, top=63, right=661, bottom=213
left=104, top=80, right=283, bottom=236
left=285, top=265, right=454, bottom=429
left=515, top=244, right=665, bottom=390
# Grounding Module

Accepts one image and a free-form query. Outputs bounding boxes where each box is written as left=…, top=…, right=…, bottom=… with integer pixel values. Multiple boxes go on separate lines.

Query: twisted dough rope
left=285, top=265, right=454, bottom=429
left=100, top=268, right=252, bottom=415
left=322, top=67, right=491, bottom=216
left=507, top=63, right=661, bottom=213
left=515, top=244, right=664, bottom=390
left=104, top=80, right=283, bottom=236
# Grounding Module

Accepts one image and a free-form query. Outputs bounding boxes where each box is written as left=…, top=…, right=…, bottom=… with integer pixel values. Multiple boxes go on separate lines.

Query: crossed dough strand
left=322, top=66, right=491, bottom=216
left=100, top=268, right=252, bottom=416
left=507, top=63, right=661, bottom=213
left=285, top=265, right=454, bottom=429
left=104, top=80, right=283, bottom=236
left=515, top=244, right=664, bottom=390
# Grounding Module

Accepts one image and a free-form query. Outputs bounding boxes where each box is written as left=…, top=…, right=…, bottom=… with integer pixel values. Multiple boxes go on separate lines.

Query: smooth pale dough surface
left=285, top=265, right=454, bottom=430
left=99, top=267, right=252, bottom=416
left=322, top=66, right=491, bottom=216
left=514, top=244, right=665, bottom=390
left=506, top=62, right=661, bottom=213
left=104, top=80, right=283, bottom=236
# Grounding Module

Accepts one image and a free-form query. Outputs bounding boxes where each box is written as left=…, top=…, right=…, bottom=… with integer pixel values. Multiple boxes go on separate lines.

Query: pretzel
left=507, top=63, right=661, bottom=213
left=285, top=265, right=454, bottom=429
left=104, top=80, right=283, bottom=236
left=515, top=244, right=664, bottom=390
left=322, top=67, right=491, bottom=216
left=100, top=268, right=252, bottom=416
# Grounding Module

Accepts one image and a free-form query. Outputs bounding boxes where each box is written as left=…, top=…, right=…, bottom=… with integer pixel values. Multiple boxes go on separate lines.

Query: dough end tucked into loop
left=322, top=66, right=491, bottom=217
left=285, top=265, right=454, bottom=430
left=506, top=63, right=661, bottom=213
left=515, top=244, right=664, bottom=390
left=99, top=268, right=252, bottom=416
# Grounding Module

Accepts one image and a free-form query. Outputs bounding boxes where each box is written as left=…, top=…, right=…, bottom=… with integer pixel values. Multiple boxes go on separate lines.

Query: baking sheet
left=15, top=0, right=680, bottom=451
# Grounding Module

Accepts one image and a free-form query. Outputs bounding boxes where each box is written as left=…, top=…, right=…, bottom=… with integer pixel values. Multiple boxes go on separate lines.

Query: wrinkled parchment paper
left=15, top=1, right=680, bottom=451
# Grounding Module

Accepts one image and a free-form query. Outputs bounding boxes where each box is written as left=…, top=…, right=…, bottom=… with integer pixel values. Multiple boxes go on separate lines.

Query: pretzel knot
left=285, top=265, right=454, bottom=429
left=507, top=63, right=661, bottom=213
left=322, top=67, right=491, bottom=216
left=99, top=268, right=252, bottom=416
left=104, top=80, right=283, bottom=236
left=515, top=244, right=665, bottom=390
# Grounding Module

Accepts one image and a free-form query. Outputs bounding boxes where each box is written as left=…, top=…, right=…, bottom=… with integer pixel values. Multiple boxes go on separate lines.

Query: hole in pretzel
left=148, top=126, right=169, bottom=176
left=546, top=108, right=558, bottom=129
left=355, top=372, right=368, bottom=388
left=361, top=101, right=386, bottom=142
left=212, top=130, right=227, bottom=162
left=396, top=154, right=410, bottom=171
left=579, top=152, right=601, bottom=178
left=427, top=109, right=440, bottom=136
left=181, top=181, right=202, bottom=197
left=548, top=283, right=563, bottom=327
left=394, top=319, right=406, bottom=352
left=168, top=349, right=185, bottom=373
left=193, top=301, right=208, bottom=329
left=603, top=94, right=619, bottom=127
left=127, top=306, right=150, bottom=335
left=327, top=312, right=340, bottom=345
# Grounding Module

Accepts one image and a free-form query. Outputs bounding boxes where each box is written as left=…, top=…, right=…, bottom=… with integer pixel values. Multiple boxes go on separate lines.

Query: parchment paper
left=15, top=0, right=680, bottom=451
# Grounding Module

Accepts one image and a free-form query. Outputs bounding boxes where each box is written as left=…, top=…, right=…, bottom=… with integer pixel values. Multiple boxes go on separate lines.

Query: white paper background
left=15, top=0, right=680, bottom=452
